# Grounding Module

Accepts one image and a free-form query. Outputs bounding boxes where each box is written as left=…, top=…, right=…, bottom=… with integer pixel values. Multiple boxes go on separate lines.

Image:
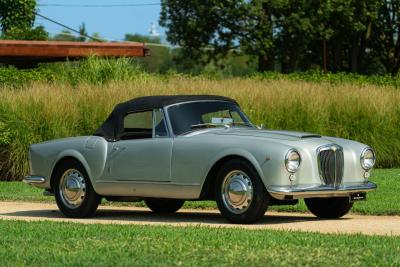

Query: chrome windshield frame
left=163, top=100, right=255, bottom=137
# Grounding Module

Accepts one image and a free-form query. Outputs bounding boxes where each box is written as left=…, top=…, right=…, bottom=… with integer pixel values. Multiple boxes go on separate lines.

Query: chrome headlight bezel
left=285, top=149, right=301, bottom=173
left=360, top=148, right=376, bottom=171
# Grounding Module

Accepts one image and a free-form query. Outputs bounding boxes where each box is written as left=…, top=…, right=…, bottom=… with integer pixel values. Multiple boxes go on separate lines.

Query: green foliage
left=0, top=57, right=146, bottom=88
left=78, top=22, right=87, bottom=42
left=160, top=0, right=400, bottom=75
left=0, top=66, right=54, bottom=87
left=0, top=121, right=12, bottom=145
left=125, top=33, right=161, bottom=44
left=46, top=57, right=147, bottom=85
left=51, top=23, right=88, bottom=42
left=0, top=0, right=47, bottom=40
left=160, top=0, right=255, bottom=68
left=51, top=30, right=79, bottom=42
left=253, top=71, right=400, bottom=87
left=371, top=0, right=400, bottom=75
left=2, top=25, right=48, bottom=40
left=0, top=0, right=36, bottom=32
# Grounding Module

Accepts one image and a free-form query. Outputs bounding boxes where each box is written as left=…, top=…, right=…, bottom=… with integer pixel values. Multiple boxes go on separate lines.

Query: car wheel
left=215, top=159, right=269, bottom=224
left=304, top=197, right=353, bottom=218
left=145, top=198, right=185, bottom=213
left=54, top=159, right=101, bottom=218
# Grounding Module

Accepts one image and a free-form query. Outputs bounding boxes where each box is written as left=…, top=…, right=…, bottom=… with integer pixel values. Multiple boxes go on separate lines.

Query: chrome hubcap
left=221, top=170, right=253, bottom=214
left=59, top=169, right=86, bottom=209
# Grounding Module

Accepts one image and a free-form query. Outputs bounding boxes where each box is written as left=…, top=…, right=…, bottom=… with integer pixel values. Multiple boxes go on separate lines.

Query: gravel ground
left=0, top=201, right=399, bottom=236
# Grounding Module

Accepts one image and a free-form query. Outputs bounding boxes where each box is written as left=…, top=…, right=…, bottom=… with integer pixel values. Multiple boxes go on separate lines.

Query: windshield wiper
left=190, top=123, right=223, bottom=129
left=229, top=121, right=253, bottom=127
left=190, top=122, right=253, bottom=129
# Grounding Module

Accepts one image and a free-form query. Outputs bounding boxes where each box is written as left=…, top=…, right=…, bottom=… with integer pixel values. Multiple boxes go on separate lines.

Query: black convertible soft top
left=94, top=95, right=237, bottom=141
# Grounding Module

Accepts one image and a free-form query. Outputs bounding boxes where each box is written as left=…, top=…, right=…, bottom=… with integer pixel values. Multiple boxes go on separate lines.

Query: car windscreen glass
left=168, top=101, right=253, bottom=135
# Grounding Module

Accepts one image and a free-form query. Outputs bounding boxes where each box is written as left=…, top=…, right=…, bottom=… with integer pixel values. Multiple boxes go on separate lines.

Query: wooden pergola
left=0, top=40, right=149, bottom=68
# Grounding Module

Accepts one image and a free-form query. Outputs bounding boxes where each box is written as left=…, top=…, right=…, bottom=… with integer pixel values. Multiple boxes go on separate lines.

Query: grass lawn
left=0, top=220, right=398, bottom=266
left=1, top=168, right=399, bottom=215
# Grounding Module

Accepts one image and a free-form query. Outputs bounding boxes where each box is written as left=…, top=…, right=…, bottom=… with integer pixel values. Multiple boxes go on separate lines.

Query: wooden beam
left=0, top=40, right=148, bottom=58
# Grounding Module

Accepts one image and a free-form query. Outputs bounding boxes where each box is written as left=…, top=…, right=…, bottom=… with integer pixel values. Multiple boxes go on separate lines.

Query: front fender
left=202, top=148, right=267, bottom=188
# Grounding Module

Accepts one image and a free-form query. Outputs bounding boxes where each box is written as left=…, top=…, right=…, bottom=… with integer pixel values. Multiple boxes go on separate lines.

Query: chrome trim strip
left=267, top=182, right=377, bottom=200
left=23, top=175, right=46, bottom=184
left=96, top=180, right=201, bottom=186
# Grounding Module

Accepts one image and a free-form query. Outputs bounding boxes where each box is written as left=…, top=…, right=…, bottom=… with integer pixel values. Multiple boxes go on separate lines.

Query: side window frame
left=121, top=108, right=170, bottom=140
left=122, top=109, right=153, bottom=140
left=152, top=108, right=170, bottom=138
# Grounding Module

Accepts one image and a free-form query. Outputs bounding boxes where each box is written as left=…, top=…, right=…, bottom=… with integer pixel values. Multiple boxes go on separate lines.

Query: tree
left=160, top=0, right=387, bottom=74
left=160, top=0, right=274, bottom=71
left=125, top=33, right=161, bottom=44
left=124, top=33, right=175, bottom=73
left=78, top=23, right=87, bottom=42
left=52, top=30, right=79, bottom=42
left=0, top=0, right=48, bottom=40
left=371, top=0, right=400, bottom=75
left=51, top=23, right=88, bottom=42
left=90, top=32, right=105, bottom=42
left=0, top=0, right=36, bottom=32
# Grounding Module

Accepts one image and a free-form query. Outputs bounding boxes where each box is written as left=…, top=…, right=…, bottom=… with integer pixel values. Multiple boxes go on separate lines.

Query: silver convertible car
left=24, top=95, right=377, bottom=224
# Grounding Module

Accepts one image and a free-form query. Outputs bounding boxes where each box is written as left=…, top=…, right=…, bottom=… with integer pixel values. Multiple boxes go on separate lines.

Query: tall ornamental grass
left=1, top=76, right=399, bottom=180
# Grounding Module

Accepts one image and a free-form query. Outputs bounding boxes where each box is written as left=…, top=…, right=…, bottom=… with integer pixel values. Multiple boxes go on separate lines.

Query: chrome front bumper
left=267, top=182, right=377, bottom=200
left=23, top=175, right=46, bottom=184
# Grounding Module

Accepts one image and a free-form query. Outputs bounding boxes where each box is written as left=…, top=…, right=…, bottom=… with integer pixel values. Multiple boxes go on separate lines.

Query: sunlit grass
left=0, top=220, right=399, bottom=266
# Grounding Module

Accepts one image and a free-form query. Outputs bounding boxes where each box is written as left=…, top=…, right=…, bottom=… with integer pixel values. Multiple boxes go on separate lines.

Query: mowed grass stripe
left=0, top=220, right=399, bottom=267
left=0, top=169, right=399, bottom=216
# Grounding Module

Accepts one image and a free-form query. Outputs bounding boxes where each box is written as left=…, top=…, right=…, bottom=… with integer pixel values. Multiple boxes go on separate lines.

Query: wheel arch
left=49, top=151, right=93, bottom=191
left=199, top=153, right=265, bottom=200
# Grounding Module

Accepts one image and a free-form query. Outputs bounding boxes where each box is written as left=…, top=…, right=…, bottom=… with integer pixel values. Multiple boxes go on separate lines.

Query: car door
left=109, top=108, right=172, bottom=182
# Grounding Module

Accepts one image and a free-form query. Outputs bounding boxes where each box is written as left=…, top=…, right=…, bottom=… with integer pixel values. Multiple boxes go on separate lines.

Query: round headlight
left=285, top=149, right=301, bottom=173
left=361, top=148, right=375, bottom=170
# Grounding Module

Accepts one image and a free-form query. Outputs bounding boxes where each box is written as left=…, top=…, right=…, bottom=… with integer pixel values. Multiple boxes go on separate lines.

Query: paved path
left=0, top=201, right=399, bottom=236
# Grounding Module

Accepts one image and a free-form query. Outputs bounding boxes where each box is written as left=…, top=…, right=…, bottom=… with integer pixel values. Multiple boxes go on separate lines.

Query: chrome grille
left=318, top=145, right=344, bottom=186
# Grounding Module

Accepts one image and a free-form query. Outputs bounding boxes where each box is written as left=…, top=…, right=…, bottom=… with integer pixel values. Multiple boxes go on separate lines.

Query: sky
left=34, top=0, right=164, bottom=42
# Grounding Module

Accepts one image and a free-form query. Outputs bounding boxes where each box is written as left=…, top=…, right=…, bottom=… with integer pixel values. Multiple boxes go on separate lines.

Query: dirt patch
left=0, top=201, right=399, bottom=236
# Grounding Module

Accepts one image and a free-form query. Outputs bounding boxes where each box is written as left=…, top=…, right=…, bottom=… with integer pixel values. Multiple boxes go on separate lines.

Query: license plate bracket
left=350, top=192, right=366, bottom=202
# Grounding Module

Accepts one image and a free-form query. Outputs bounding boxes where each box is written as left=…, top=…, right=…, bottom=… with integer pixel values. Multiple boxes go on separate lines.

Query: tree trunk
left=391, top=38, right=400, bottom=76
left=258, top=54, right=274, bottom=72
left=257, top=3, right=274, bottom=72
left=323, top=40, right=327, bottom=73
left=350, top=35, right=360, bottom=73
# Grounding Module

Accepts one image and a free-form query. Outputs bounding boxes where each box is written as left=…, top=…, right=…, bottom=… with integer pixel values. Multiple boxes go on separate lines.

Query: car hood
left=205, top=128, right=322, bottom=141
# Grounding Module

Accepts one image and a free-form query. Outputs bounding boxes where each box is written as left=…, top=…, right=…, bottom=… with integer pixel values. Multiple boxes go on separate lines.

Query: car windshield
left=167, top=101, right=254, bottom=135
